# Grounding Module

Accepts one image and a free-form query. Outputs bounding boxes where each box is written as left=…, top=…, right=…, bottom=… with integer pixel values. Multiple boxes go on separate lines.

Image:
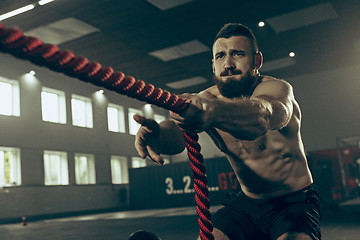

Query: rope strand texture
left=0, top=23, right=213, bottom=240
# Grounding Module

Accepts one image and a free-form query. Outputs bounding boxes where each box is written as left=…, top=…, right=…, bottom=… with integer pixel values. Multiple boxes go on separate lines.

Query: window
left=0, top=147, right=21, bottom=187
left=154, top=114, right=166, bottom=123
left=110, top=156, right=129, bottom=184
left=131, top=157, right=146, bottom=168
left=74, top=153, right=96, bottom=184
left=107, top=104, right=126, bottom=133
left=0, top=77, right=20, bottom=117
left=43, top=151, right=69, bottom=186
left=71, top=95, right=93, bottom=128
left=128, top=108, right=143, bottom=135
left=41, top=87, right=66, bottom=124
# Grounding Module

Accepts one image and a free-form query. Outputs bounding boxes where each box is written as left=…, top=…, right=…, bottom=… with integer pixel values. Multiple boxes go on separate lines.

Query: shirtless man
left=134, top=23, right=321, bottom=240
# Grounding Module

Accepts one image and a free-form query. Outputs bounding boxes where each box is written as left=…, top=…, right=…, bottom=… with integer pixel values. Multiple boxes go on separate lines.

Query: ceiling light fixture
left=25, top=17, right=100, bottom=45
left=289, top=52, right=296, bottom=57
left=266, top=2, right=337, bottom=33
left=144, top=104, right=152, bottom=111
left=0, top=4, right=35, bottom=21
left=166, top=76, right=208, bottom=89
left=261, top=57, right=296, bottom=72
left=0, top=1, right=55, bottom=21
left=38, top=0, right=55, bottom=6
left=258, top=21, right=265, bottom=27
left=149, top=40, right=210, bottom=62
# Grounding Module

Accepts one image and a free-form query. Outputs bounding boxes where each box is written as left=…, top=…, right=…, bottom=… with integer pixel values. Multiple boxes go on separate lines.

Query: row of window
left=0, top=146, right=159, bottom=187
left=0, top=76, right=166, bottom=135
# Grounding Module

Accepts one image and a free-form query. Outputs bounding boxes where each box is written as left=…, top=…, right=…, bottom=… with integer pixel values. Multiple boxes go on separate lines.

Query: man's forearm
left=208, top=97, right=288, bottom=140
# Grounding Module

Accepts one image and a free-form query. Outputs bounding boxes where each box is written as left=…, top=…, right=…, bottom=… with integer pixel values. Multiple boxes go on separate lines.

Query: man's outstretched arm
left=171, top=79, right=295, bottom=140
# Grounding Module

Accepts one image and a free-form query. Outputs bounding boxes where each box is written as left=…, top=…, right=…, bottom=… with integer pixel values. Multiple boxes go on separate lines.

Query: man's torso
left=204, top=77, right=313, bottom=199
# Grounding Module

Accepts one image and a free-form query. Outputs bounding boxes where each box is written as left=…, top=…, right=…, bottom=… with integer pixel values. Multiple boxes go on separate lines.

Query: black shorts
left=212, top=185, right=321, bottom=240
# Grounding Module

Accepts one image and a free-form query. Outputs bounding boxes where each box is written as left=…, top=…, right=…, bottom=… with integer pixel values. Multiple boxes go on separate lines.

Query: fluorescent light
left=25, top=17, right=100, bottom=45
left=166, top=76, right=208, bottom=89
left=149, top=40, right=210, bottom=62
left=266, top=3, right=337, bottom=33
left=38, top=0, right=55, bottom=6
left=261, top=57, right=296, bottom=72
left=0, top=4, right=35, bottom=21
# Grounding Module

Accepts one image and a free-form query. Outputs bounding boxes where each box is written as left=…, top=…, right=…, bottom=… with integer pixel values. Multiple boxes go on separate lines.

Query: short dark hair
left=214, top=23, right=259, bottom=53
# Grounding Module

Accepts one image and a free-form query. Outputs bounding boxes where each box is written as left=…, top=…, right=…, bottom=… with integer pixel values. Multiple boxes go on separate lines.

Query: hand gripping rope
left=0, top=23, right=214, bottom=240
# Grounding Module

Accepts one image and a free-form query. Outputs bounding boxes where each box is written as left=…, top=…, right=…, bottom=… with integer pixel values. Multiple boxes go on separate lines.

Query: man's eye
left=216, top=55, right=224, bottom=59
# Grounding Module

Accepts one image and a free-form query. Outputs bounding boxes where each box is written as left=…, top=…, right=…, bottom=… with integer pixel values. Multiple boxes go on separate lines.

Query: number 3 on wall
left=165, top=177, right=174, bottom=195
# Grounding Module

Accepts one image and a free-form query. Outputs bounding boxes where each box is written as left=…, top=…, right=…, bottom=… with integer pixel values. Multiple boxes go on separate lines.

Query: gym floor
left=0, top=200, right=359, bottom=240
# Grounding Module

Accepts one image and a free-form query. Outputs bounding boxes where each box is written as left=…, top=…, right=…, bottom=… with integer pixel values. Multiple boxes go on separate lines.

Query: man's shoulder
left=253, top=76, right=294, bottom=99
left=257, top=76, right=292, bottom=92
left=261, top=75, right=289, bottom=85
left=199, top=85, right=221, bottom=97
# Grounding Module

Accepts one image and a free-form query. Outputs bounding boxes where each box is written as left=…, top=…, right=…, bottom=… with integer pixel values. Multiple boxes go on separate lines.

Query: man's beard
left=213, top=70, right=255, bottom=99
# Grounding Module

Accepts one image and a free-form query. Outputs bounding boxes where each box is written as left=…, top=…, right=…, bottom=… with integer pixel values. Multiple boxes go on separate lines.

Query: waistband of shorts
left=241, top=184, right=315, bottom=205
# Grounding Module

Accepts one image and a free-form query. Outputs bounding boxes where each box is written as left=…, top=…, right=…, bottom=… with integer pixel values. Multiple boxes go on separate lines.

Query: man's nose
left=224, top=56, right=235, bottom=70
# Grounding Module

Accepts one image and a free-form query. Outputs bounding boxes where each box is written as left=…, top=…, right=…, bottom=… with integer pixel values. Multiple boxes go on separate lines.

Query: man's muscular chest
left=207, top=127, right=291, bottom=162
left=207, top=128, right=268, bottom=159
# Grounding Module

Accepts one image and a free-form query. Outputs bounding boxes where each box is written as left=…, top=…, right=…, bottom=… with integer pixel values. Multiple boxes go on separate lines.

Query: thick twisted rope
left=0, top=23, right=214, bottom=240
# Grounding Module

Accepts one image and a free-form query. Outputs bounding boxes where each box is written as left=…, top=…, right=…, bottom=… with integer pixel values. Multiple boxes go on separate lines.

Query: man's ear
left=212, top=58, right=215, bottom=73
left=255, top=52, right=263, bottom=70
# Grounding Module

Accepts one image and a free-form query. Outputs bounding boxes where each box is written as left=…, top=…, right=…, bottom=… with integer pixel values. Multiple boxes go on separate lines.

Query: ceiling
left=1, top=0, right=359, bottom=95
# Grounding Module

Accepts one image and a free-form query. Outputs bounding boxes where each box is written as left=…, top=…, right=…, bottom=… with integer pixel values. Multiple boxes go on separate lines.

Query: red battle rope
left=0, top=23, right=214, bottom=240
